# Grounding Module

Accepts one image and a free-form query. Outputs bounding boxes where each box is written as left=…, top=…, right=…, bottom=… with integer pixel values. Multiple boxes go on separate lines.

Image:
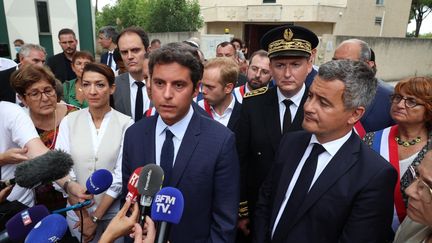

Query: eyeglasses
left=407, top=165, right=432, bottom=203
left=24, top=88, right=56, bottom=101
left=390, top=94, right=425, bottom=108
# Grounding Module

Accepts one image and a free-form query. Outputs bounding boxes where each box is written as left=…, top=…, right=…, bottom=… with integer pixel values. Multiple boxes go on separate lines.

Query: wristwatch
left=91, top=215, right=99, bottom=224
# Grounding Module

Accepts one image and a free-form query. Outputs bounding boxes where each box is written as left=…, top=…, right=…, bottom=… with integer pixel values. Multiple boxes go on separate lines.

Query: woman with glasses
left=63, top=51, right=95, bottom=108
left=55, top=63, right=132, bottom=242
left=364, top=77, right=432, bottom=233
left=394, top=150, right=432, bottom=242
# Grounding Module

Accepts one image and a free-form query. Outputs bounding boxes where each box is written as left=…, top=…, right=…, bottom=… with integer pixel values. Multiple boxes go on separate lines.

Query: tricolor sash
left=233, top=85, right=246, bottom=104
left=353, top=121, right=366, bottom=139
left=370, top=125, right=406, bottom=232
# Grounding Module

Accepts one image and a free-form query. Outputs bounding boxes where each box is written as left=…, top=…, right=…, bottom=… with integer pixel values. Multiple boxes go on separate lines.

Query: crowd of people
left=0, top=23, right=431, bottom=243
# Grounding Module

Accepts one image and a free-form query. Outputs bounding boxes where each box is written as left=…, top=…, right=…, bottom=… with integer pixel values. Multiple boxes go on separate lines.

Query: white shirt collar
left=128, top=73, right=145, bottom=87
left=309, top=130, right=353, bottom=157
left=277, top=83, right=305, bottom=108
left=156, top=105, right=194, bottom=141
left=211, top=95, right=235, bottom=116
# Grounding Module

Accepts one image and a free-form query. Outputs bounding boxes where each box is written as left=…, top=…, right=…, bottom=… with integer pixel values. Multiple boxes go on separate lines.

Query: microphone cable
left=79, top=208, right=83, bottom=243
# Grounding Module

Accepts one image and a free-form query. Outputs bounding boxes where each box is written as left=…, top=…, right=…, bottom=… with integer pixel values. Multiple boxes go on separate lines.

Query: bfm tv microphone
left=52, top=169, right=113, bottom=214
left=14, top=150, right=73, bottom=188
left=151, top=187, right=184, bottom=243
left=0, top=205, right=50, bottom=243
left=25, top=214, right=68, bottom=243
left=137, top=164, right=164, bottom=225
left=126, top=167, right=143, bottom=203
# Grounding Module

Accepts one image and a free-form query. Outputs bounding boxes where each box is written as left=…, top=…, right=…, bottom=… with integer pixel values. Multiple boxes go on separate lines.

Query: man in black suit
left=98, top=26, right=118, bottom=72
left=198, top=57, right=241, bottom=131
left=0, top=44, right=46, bottom=103
left=47, top=28, right=78, bottom=83
left=235, top=25, right=318, bottom=239
left=253, top=59, right=397, bottom=242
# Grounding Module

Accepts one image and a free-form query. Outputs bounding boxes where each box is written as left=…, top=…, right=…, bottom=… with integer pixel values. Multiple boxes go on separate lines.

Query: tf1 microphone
left=52, top=169, right=113, bottom=214
left=137, top=164, right=164, bottom=225
left=126, top=167, right=143, bottom=203
left=25, top=214, right=68, bottom=243
left=14, top=150, right=73, bottom=188
left=0, top=205, right=50, bottom=243
left=0, top=178, right=15, bottom=190
left=151, top=187, right=184, bottom=243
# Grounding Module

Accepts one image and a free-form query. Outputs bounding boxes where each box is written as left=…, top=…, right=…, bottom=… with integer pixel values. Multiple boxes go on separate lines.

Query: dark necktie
left=282, top=99, right=293, bottom=133
left=135, top=81, right=144, bottom=122
left=107, top=52, right=113, bottom=68
left=281, top=143, right=326, bottom=222
left=160, top=129, right=174, bottom=186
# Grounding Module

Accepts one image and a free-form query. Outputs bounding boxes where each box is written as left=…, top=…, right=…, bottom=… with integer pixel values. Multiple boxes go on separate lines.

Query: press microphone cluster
left=25, top=214, right=68, bottom=243
left=151, top=187, right=184, bottom=243
left=14, top=150, right=74, bottom=189
left=52, top=169, right=113, bottom=214
left=126, top=167, right=143, bottom=203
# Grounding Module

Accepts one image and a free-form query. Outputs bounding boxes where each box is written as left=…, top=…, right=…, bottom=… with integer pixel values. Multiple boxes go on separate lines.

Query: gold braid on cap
left=268, top=28, right=312, bottom=55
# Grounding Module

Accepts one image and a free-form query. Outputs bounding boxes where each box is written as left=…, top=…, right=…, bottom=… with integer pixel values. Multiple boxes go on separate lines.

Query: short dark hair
left=217, top=41, right=235, bottom=50
left=117, top=27, right=150, bottom=50
left=149, top=42, right=203, bottom=89
left=98, top=26, right=119, bottom=44
left=151, top=39, right=161, bottom=45
left=249, top=49, right=268, bottom=63
left=82, top=63, right=115, bottom=86
left=58, top=28, right=76, bottom=39
left=230, top=38, right=243, bottom=46
left=72, top=51, right=95, bottom=64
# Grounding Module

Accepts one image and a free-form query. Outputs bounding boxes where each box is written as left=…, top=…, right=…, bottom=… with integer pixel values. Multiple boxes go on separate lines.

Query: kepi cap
left=260, top=25, right=319, bottom=59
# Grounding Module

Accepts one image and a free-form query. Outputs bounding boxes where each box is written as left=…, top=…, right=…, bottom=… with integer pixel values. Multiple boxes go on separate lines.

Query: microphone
left=126, top=167, right=143, bottom=203
left=0, top=205, right=50, bottom=242
left=0, top=178, right=15, bottom=190
left=14, top=150, right=73, bottom=188
left=25, top=214, right=68, bottom=243
left=151, top=187, right=184, bottom=243
left=52, top=169, right=113, bottom=214
left=137, top=164, right=164, bottom=225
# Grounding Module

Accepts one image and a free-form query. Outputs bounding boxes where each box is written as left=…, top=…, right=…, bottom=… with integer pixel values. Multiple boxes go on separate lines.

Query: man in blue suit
left=121, top=43, right=239, bottom=242
left=253, top=58, right=397, bottom=242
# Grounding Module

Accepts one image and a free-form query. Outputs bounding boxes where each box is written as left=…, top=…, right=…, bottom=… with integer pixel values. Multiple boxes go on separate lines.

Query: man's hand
left=67, top=181, right=93, bottom=204
left=0, top=148, right=28, bottom=165
left=74, top=215, right=97, bottom=243
left=99, top=200, right=140, bottom=242
left=133, top=218, right=156, bottom=243
left=0, top=185, right=13, bottom=203
left=237, top=217, right=250, bottom=236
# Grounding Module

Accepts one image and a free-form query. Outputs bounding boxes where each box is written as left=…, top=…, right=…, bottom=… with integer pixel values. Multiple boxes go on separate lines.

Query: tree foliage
left=96, top=0, right=203, bottom=33
left=410, top=0, right=432, bottom=37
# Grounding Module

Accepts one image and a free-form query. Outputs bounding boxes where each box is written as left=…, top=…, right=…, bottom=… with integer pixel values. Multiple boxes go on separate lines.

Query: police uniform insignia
left=244, top=87, right=268, bottom=98
left=284, top=28, right=293, bottom=41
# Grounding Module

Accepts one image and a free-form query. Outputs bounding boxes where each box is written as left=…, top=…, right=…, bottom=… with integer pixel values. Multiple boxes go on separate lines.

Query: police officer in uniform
left=235, top=25, right=319, bottom=241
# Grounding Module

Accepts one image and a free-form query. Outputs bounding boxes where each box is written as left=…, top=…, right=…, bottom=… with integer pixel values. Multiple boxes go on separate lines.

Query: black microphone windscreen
left=137, top=164, right=164, bottom=196
left=15, top=150, right=73, bottom=188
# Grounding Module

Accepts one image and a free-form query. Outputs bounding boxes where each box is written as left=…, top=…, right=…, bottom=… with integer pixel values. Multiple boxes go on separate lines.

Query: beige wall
left=199, top=0, right=411, bottom=38
left=318, top=35, right=432, bottom=81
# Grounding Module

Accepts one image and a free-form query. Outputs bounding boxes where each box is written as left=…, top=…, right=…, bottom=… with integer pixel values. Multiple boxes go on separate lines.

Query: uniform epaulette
left=244, top=87, right=268, bottom=98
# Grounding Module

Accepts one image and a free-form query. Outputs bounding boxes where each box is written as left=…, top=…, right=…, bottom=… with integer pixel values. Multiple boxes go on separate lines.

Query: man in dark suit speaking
left=121, top=43, right=239, bottom=242
left=253, top=59, right=397, bottom=242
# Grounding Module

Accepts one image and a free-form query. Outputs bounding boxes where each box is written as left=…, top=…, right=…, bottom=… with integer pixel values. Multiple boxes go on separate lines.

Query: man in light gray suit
left=114, top=27, right=151, bottom=122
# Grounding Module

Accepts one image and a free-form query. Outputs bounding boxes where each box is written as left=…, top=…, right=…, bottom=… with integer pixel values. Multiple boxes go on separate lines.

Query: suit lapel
left=281, top=132, right=360, bottom=236
left=227, top=100, right=241, bottom=130
left=170, top=112, right=200, bottom=186
left=270, top=135, right=311, bottom=232
left=124, top=74, right=132, bottom=116
left=264, top=89, right=282, bottom=151
left=144, top=116, right=157, bottom=164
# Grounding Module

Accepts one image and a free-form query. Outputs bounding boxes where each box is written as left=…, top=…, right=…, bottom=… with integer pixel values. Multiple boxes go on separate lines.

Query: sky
left=95, top=0, right=432, bottom=34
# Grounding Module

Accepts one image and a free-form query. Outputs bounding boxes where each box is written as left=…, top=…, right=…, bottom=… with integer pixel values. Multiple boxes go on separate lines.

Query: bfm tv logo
left=154, top=194, right=176, bottom=214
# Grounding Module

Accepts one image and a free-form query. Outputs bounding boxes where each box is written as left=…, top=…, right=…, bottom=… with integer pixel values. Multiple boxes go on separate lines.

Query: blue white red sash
left=197, top=99, right=213, bottom=118
left=371, top=125, right=405, bottom=231
left=233, top=85, right=246, bottom=104
left=145, top=107, right=157, bottom=117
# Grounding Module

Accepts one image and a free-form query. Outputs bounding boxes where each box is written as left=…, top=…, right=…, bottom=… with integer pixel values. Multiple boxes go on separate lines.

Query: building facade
left=199, top=0, right=412, bottom=53
left=0, top=0, right=94, bottom=59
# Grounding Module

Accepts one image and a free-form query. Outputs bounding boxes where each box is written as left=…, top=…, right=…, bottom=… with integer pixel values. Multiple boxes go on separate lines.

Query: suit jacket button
left=257, top=152, right=262, bottom=155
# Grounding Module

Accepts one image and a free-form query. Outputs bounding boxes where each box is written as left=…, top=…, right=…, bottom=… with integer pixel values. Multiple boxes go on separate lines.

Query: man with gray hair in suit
left=98, top=26, right=119, bottom=72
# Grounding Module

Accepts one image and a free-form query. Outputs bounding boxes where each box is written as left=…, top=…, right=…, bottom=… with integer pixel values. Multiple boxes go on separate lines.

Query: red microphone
left=126, top=167, right=142, bottom=203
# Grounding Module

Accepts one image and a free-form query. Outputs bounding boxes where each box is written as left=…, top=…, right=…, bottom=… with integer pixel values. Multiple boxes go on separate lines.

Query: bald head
left=333, top=39, right=371, bottom=62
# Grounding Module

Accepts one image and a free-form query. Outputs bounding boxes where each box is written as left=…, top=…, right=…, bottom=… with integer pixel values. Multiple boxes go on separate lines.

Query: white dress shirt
left=128, top=73, right=150, bottom=120
left=211, top=95, right=236, bottom=127
left=155, top=106, right=194, bottom=166
left=272, top=131, right=353, bottom=237
left=277, top=84, right=306, bottom=132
